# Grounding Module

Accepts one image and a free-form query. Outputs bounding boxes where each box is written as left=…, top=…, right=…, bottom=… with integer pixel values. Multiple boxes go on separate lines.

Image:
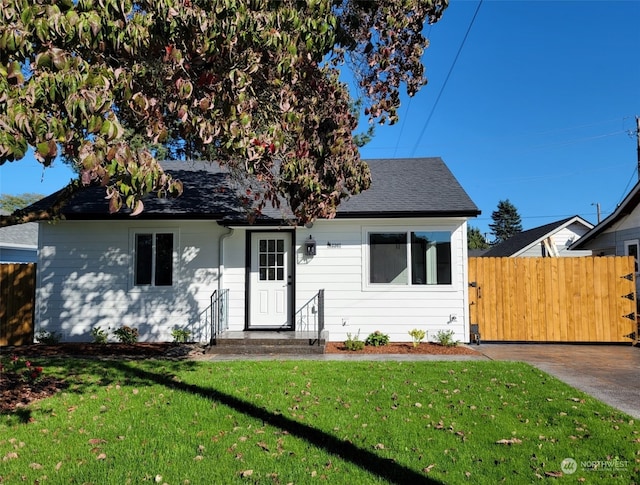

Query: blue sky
left=1, top=0, right=639, bottom=239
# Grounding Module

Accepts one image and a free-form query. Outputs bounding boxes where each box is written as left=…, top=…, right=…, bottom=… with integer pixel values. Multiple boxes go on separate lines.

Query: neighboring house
left=481, top=216, right=594, bottom=258
left=0, top=210, right=38, bottom=263
left=571, top=180, right=640, bottom=261
left=30, top=158, right=480, bottom=343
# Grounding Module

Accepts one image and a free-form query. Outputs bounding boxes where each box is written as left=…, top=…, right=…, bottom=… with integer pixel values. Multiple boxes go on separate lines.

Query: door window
left=258, top=238, right=285, bottom=281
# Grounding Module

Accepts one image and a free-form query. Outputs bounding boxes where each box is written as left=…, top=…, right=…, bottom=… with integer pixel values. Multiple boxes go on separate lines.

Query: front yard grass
left=1, top=359, right=638, bottom=484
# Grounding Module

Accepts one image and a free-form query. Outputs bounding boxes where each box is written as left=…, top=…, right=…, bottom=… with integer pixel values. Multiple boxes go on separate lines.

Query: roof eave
left=335, top=210, right=481, bottom=219
left=572, top=182, right=640, bottom=249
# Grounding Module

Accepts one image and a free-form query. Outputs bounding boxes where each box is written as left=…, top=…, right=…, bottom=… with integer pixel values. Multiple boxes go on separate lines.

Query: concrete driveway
left=478, top=344, right=640, bottom=419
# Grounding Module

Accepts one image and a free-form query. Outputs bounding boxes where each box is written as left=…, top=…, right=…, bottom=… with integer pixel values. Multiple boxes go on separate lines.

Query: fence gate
left=469, top=257, right=636, bottom=343
left=0, top=263, right=36, bottom=346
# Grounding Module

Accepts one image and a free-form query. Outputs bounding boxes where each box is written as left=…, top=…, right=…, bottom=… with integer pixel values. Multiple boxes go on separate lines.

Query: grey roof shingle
left=0, top=210, right=38, bottom=248
left=336, top=158, right=479, bottom=217
left=27, top=158, right=479, bottom=222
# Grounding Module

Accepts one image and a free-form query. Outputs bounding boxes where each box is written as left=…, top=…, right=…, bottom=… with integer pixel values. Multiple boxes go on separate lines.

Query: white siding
left=220, top=228, right=247, bottom=330
left=293, top=218, right=469, bottom=343
left=36, top=220, right=224, bottom=342
left=518, top=222, right=593, bottom=257
left=38, top=217, right=472, bottom=344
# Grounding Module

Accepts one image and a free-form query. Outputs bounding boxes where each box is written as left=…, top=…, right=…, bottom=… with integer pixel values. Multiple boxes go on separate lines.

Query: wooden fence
left=469, top=257, right=637, bottom=343
left=0, top=263, right=36, bottom=346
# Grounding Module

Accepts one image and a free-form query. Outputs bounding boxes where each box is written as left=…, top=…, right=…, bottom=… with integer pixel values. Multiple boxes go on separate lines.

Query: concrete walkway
left=478, top=344, right=640, bottom=419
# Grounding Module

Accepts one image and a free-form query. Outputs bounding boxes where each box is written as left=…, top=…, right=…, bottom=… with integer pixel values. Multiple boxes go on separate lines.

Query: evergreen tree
left=467, top=226, right=489, bottom=250
left=489, top=199, right=522, bottom=244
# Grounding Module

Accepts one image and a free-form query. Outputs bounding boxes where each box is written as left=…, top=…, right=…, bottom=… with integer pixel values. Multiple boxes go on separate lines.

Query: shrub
left=365, top=330, right=390, bottom=347
left=113, top=326, right=139, bottom=344
left=35, top=330, right=61, bottom=345
left=343, top=331, right=365, bottom=351
left=408, top=328, right=426, bottom=348
left=171, top=327, right=191, bottom=343
left=434, top=329, right=459, bottom=347
left=91, top=326, right=109, bottom=344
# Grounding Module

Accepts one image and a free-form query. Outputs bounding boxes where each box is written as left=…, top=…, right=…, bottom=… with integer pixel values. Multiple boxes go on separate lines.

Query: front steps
left=207, top=331, right=326, bottom=355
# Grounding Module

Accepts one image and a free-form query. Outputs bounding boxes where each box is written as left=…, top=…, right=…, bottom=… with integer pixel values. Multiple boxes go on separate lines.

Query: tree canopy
left=0, top=192, right=44, bottom=213
left=0, top=0, right=448, bottom=226
left=467, top=225, right=489, bottom=250
left=489, top=199, right=523, bottom=244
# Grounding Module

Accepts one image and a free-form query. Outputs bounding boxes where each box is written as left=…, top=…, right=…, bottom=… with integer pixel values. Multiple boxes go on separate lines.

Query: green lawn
left=1, top=359, right=638, bottom=484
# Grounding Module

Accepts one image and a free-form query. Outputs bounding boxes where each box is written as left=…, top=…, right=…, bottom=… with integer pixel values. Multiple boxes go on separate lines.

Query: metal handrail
left=210, top=289, right=229, bottom=344
left=295, top=289, right=325, bottom=346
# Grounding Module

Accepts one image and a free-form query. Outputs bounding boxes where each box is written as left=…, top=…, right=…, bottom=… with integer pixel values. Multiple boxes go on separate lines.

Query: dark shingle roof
left=336, top=158, right=479, bottom=217
left=27, top=158, right=479, bottom=222
left=482, top=216, right=591, bottom=257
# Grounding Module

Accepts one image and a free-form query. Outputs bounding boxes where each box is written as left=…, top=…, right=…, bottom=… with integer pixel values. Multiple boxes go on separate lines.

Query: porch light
left=305, top=235, right=317, bottom=256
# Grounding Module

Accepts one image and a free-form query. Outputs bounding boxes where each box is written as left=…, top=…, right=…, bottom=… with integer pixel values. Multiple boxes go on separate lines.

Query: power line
left=409, top=0, right=484, bottom=157
left=615, top=164, right=639, bottom=208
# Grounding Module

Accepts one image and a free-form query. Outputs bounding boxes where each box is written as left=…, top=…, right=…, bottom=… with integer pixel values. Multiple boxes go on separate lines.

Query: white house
left=482, top=216, right=594, bottom=258
left=31, top=158, right=480, bottom=344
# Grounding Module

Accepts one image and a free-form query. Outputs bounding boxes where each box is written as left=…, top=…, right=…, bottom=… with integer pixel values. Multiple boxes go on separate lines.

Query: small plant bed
left=326, top=341, right=480, bottom=355
left=5, top=342, right=176, bottom=358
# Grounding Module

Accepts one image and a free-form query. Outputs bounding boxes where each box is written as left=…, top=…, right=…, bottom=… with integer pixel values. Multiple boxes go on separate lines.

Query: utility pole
left=592, top=202, right=601, bottom=223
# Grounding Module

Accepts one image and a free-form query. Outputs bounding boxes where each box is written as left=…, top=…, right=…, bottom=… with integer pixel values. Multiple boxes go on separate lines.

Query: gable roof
left=336, top=158, right=479, bottom=217
left=482, top=215, right=593, bottom=257
left=571, top=180, right=640, bottom=250
left=26, top=157, right=479, bottom=223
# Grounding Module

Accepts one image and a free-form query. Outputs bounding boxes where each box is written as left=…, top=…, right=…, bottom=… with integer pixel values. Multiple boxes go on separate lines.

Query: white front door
left=249, top=232, right=292, bottom=328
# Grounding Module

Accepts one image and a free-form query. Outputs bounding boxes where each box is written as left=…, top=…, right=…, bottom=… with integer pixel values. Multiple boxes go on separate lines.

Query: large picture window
left=134, top=232, right=174, bottom=286
left=369, top=231, right=451, bottom=285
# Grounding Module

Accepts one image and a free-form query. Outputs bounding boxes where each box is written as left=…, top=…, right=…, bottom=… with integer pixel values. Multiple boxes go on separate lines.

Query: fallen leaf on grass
left=240, top=469, right=253, bottom=477
left=29, top=463, right=43, bottom=469
left=495, top=438, right=522, bottom=445
left=423, top=464, right=435, bottom=473
left=545, top=471, right=563, bottom=477
left=257, top=441, right=269, bottom=452
left=3, top=452, right=18, bottom=461
left=96, top=453, right=107, bottom=460
left=374, top=443, right=385, bottom=450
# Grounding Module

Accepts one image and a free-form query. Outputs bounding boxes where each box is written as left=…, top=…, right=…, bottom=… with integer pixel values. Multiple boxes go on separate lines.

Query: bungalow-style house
left=0, top=210, right=38, bottom=263
left=30, top=158, right=480, bottom=344
left=481, top=216, right=593, bottom=258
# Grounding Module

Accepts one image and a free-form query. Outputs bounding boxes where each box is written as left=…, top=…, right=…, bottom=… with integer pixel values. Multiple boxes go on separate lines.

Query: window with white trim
left=368, top=231, right=452, bottom=285
left=134, top=232, right=175, bottom=286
